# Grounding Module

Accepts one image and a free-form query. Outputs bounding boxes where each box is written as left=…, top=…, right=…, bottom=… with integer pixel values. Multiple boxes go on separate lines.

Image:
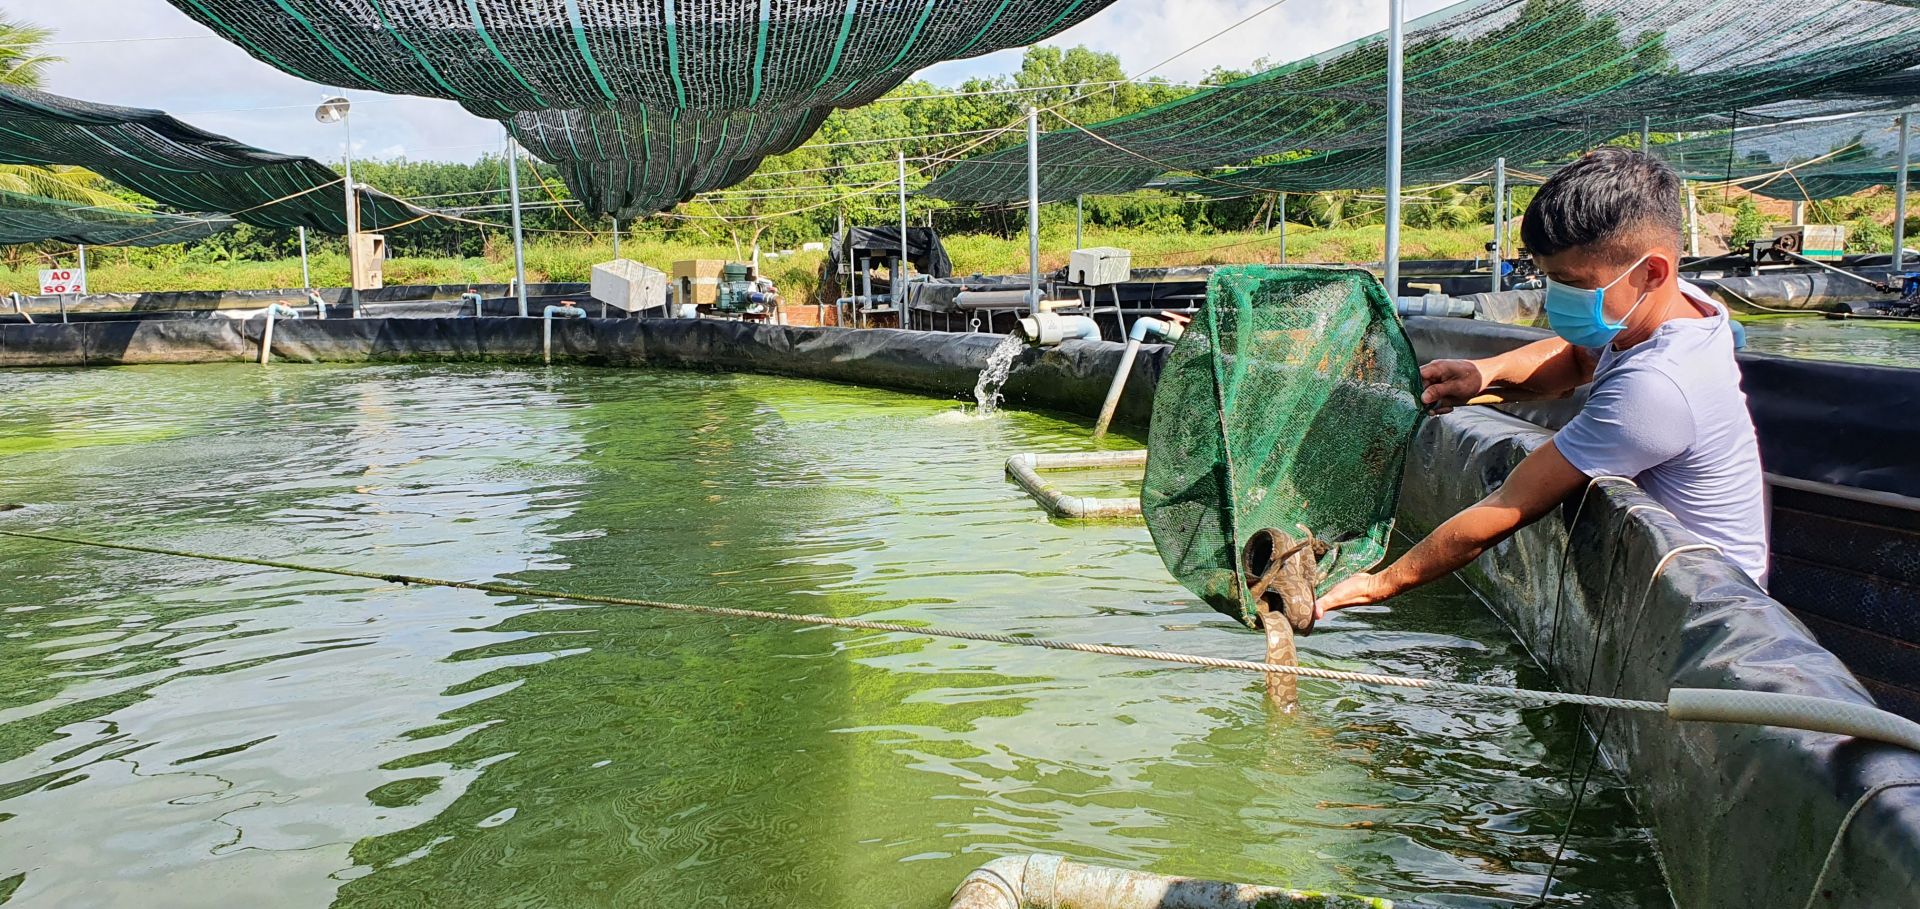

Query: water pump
left=713, top=263, right=780, bottom=315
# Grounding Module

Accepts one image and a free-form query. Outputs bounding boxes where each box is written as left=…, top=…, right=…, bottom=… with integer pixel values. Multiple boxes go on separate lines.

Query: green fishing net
left=1142, top=266, right=1423, bottom=627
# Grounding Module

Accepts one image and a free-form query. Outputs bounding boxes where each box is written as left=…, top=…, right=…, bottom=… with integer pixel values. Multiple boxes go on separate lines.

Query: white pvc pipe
left=258, top=303, right=300, bottom=365
left=950, top=854, right=1374, bottom=909
left=299, top=225, right=311, bottom=290
left=1004, top=453, right=1146, bottom=519
left=543, top=303, right=586, bottom=364
left=1092, top=316, right=1183, bottom=440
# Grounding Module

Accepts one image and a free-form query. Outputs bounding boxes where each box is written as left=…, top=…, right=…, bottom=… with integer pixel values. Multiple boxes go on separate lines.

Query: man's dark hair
left=1520, top=147, right=1684, bottom=258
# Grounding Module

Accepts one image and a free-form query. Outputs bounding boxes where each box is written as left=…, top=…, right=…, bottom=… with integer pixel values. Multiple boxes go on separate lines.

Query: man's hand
left=1419, top=359, right=1488, bottom=414
left=1314, top=572, right=1390, bottom=619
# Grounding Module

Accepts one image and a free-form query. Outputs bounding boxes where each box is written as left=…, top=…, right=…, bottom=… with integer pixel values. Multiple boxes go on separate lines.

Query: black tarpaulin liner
left=826, top=227, right=953, bottom=279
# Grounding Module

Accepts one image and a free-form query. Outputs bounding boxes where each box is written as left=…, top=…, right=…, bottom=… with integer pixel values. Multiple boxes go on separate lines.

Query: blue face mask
left=1542, top=254, right=1651, bottom=347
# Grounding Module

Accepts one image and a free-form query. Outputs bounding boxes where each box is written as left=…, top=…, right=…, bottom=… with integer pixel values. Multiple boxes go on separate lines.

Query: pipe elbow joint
left=1017, top=311, right=1100, bottom=347
left=1129, top=316, right=1185, bottom=343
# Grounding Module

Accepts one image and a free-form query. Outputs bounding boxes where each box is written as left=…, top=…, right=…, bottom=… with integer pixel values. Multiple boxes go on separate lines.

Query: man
left=1315, top=147, right=1769, bottom=618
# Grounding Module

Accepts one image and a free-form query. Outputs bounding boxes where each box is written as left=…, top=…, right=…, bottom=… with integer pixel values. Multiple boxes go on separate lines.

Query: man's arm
left=1314, top=440, right=1589, bottom=615
left=1421, top=338, right=1597, bottom=413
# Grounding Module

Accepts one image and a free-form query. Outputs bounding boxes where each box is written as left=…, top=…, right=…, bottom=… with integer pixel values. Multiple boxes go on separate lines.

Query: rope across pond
left=0, top=527, right=1663, bottom=714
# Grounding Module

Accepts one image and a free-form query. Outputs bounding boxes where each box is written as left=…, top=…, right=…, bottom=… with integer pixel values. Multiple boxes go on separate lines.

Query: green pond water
left=1737, top=315, right=1920, bottom=367
left=0, top=364, right=1666, bottom=908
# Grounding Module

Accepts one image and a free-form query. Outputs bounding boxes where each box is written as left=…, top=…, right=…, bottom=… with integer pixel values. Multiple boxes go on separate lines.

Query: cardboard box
left=672, top=259, right=728, bottom=307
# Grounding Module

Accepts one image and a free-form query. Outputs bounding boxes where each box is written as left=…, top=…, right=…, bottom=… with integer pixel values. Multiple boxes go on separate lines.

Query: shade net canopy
left=1649, top=109, right=1919, bottom=200
left=508, top=105, right=830, bottom=219
left=0, top=85, right=429, bottom=234
left=1142, top=266, right=1423, bottom=627
left=163, top=0, right=1122, bottom=219
left=1160, top=109, right=1918, bottom=202
left=0, top=190, right=233, bottom=247
left=923, top=0, right=1920, bottom=203
left=162, top=0, right=1121, bottom=116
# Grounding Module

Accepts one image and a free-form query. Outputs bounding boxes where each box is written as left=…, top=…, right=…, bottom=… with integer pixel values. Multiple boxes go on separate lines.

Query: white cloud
left=11, top=0, right=1456, bottom=172
left=918, top=0, right=1459, bottom=86
left=12, top=0, right=500, bottom=165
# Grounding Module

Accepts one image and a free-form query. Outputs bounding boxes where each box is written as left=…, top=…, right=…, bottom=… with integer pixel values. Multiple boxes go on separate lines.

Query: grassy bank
left=0, top=224, right=1496, bottom=299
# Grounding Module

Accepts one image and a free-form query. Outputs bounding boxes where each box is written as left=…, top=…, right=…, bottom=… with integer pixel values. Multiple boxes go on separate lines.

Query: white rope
left=0, top=527, right=1665, bottom=714
left=1799, top=779, right=1920, bottom=909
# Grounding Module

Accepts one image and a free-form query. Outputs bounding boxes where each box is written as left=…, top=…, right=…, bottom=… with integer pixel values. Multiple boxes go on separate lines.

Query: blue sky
left=15, top=0, right=1452, bottom=165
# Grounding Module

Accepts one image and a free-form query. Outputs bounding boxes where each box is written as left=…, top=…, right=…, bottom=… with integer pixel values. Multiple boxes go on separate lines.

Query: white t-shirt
left=1552, top=283, right=1770, bottom=587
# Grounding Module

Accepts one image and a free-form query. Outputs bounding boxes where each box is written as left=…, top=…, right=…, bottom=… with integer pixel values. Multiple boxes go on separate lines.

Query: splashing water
left=973, top=333, right=1026, bottom=416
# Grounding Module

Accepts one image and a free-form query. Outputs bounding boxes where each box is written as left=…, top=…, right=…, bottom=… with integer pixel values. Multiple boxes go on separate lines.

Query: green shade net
left=161, top=0, right=1121, bottom=115
left=924, top=0, right=1920, bottom=203
left=1642, top=108, right=1918, bottom=200
left=163, top=0, right=1123, bottom=217
left=0, top=190, right=233, bottom=247
left=0, top=85, right=428, bottom=234
left=508, top=106, right=829, bottom=218
left=1160, top=108, right=1917, bottom=202
left=1143, top=266, right=1422, bottom=627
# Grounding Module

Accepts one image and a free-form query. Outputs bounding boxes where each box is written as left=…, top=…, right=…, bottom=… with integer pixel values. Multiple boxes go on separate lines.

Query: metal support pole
left=1027, top=106, right=1042, bottom=306
left=76, top=244, right=86, bottom=294
left=1278, top=193, right=1287, bottom=263
left=897, top=151, right=909, bottom=291
left=1791, top=200, right=1806, bottom=224
left=1896, top=112, right=1911, bottom=272
left=343, top=111, right=360, bottom=317
left=1382, top=0, right=1406, bottom=298
left=506, top=129, right=529, bottom=317
left=612, top=217, right=621, bottom=258
left=1687, top=183, right=1701, bottom=257
left=298, top=226, right=310, bottom=289
left=1640, top=116, right=1651, bottom=153
left=1075, top=195, right=1084, bottom=250
left=1492, top=158, right=1506, bottom=293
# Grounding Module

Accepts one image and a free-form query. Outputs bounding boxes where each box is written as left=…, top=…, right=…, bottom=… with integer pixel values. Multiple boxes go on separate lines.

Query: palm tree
left=0, top=13, right=57, bottom=86
left=0, top=14, right=134, bottom=210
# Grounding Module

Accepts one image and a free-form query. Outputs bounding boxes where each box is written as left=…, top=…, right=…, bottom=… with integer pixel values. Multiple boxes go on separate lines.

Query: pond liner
left=9, top=282, right=592, bottom=317
left=2, top=316, right=1918, bottom=907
